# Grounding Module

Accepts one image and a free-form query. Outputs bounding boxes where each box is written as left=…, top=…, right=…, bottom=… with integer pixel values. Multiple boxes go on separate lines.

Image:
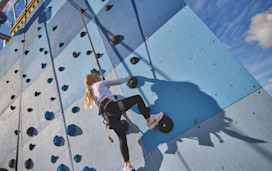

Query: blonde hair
left=84, top=73, right=101, bottom=109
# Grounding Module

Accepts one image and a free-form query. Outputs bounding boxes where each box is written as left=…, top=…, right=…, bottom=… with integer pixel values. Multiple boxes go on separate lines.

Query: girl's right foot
left=146, top=112, right=164, bottom=129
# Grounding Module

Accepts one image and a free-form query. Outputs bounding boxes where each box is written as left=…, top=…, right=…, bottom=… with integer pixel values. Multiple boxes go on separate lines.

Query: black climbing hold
left=41, top=63, right=47, bottom=69
left=80, top=32, right=86, bottom=37
left=90, top=69, right=99, bottom=75
left=86, top=50, right=92, bottom=55
left=96, top=53, right=101, bottom=58
left=26, top=127, right=36, bottom=136
left=26, top=78, right=31, bottom=83
left=130, top=57, right=139, bottom=64
left=29, top=143, right=35, bottom=150
left=101, top=0, right=105, bottom=2
left=126, top=77, right=138, bottom=88
left=0, top=168, right=8, bottom=171
left=11, top=95, right=15, bottom=99
left=37, top=26, right=41, bottom=31
left=72, top=106, right=80, bottom=113
left=15, top=70, right=18, bottom=73
left=61, top=85, right=69, bottom=91
left=73, top=52, right=78, bottom=58
left=24, top=158, right=32, bottom=169
left=51, top=155, right=58, bottom=163
left=66, top=124, right=76, bottom=136
left=81, top=8, right=87, bottom=13
left=23, top=74, right=27, bottom=78
left=21, top=40, right=25, bottom=43
left=74, top=155, right=82, bottom=163
left=14, top=130, right=19, bottom=135
left=10, top=106, right=16, bottom=110
left=58, top=67, right=65, bottom=72
left=54, top=136, right=64, bottom=146
left=105, top=5, right=113, bottom=11
left=47, top=78, right=53, bottom=83
left=34, top=91, right=41, bottom=96
left=25, top=50, right=29, bottom=55
left=194, top=120, right=198, bottom=123
left=47, top=6, right=52, bottom=11
left=9, top=159, right=16, bottom=168
left=38, top=35, right=42, bottom=39
left=45, top=111, right=54, bottom=120
left=44, top=50, right=48, bottom=55
left=158, top=116, right=173, bottom=133
left=14, top=49, right=18, bottom=52
left=39, top=48, right=44, bottom=52
left=52, top=25, right=57, bottom=31
left=50, top=97, right=56, bottom=101
left=27, top=108, right=33, bottom=112
left=6, top=80, right=9, bottom=83
left=110, top=35, right=120, bottom=46
left=59, top=42, right=64, bottom=48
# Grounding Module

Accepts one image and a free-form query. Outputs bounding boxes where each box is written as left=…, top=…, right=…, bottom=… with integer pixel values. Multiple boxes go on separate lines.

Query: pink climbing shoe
left=123, top=163, right=135, bottom=171
left=147, top=112, right=164, bottom=130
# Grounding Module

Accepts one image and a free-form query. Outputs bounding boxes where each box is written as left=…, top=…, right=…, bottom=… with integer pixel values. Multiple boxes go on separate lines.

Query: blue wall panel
left=115, top=7, right=261, bottom=152
left=96, top=0, right=186, bottom=67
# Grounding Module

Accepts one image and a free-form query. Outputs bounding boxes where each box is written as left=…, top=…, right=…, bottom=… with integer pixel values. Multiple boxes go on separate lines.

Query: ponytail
left=84, top=73, right=101, bottom=109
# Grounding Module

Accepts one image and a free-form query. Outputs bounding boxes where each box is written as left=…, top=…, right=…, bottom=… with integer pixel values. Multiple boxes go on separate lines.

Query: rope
left=74, top=0, right=105, bottom=80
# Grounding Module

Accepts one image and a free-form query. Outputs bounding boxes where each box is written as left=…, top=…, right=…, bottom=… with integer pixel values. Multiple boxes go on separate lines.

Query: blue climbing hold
left=51, top=155, right=58, bottom=163
left=72, top=106, right=80, bottom=113
left=57, top=164, right=68, bottom=171
left=58, top=67, right=65, bottom=72
left=41, top=63, right=47, bottom=69
left=45, top=111, right=54, bottom=120
left=74, top=155, right=82, bottom=163
left=61, top=85, right=69, bottom=91
left=53, top=136, right=63, bottom=146
left=83, top=166, right=95, bottom=171
left=66, top=124, right=76, bottom=136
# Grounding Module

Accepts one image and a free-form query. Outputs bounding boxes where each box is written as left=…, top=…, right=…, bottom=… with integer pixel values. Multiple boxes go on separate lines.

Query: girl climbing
left=84, top=73, right=164, bottom=171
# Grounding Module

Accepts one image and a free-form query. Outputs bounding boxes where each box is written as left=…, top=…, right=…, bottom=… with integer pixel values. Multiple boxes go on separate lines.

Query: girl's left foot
left=123, top=163, right=135, bottom=171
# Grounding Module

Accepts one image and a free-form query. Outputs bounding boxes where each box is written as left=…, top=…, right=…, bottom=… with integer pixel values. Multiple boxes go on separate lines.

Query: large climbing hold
left=126, top=77, right=138, bottom=88
left=26, top=127, right=36, bottom=136
left=8, top=159, right=16, bottom=168
left=158, top=116, right=173, bottom=133
left=24, top=158, right=32, bottom=169
left=66, top=124, right=76, bottom=136
left=57, top=164, right=69, bottom=171
left=45, top=111, right=54, bottom=120
left=110, top=35, right=120, bottom=46
left=54, top=136, right=64, bottom=146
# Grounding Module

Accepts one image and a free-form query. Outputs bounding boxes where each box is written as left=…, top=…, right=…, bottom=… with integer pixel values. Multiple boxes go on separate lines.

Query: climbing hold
left=34, top=91, right=41, bottom=96
left=25, top=50, right=29, bottom=55
left=26, top=127, right=36, bottom=136
left=58, top=67, right=65, bottom=72
left=50, top=97, right=56, bottom=101
left=110, top=35, right=120, bottom=46
left=194, top=120, right=198, bottom=123
left=81, top=8, right=87, bottom=13
left=37, top=26, right=41, bottom=31
left=26, top=78, right=31, bottom=83
left=38, top=35, right=42, bottom=39
left=66, top=124, right=76, bottom=136
left=47, top=78, right=53, bottom=83
left=72, top=106, right=80, bottom=113
left=24, top=158, right=32, bottom=169
left=114, top=95, right=118, bottom=100
left=0, top=168, right=8, bottom=171
left=23, top=74, right=27, bottom=78
left=27, top=108, right=33, bottom=112
left=83, top=166, right=95, bottom=171
left=61, top=85, right=69, bottom=91
left=41, top=63, right=47, bottom=69
left=39, top=48, right=44, bottom=52
left=6, top=80, right=9, bottom=83
left=59, top=42, right=64, bottom=48
left=11, top=95, right=15, bottom=99
left=10, top=106, right=16, bottom=110
left=73, top=52, right=78, bottom=58
left=101, top=0, right=105, bottom=2
left=86, top=50, right=92, bottom=55
left=80, top=32, right=86, bottom=37
left=52, top=25, right=57, bottom=31
left=21, top=40, right=25, bottom=43
left=45, top=111, right=54, bottom=120
left=15, top=70, right=18, bottom=73
left=14, top=130, right=19, bottom=135
left=29, top=143, right=35, bottom=150
left=47, top=6, right=52, bottom=11
left=96, top=53, right=101, bottom=58
left=90, top=69, right=99, bottom=75
left=130, top=57, right=139, bottom=64
left=197, top=125, right=200, bottom=128
left=105, top=5, right=113, bottom=11
left=74, top=155, right=82, bottom=163
left=44, top=50, right=48, bottom=55
left=14, top=49, right=18, bottom=52
left=158, top=116, right=173, bottom=133
left=57, top=164, right=68, bottom=171
left=54, top=136, right=63, bottom=146
left=51, top=155, right=58, bottom=163
left=9, top=159, right=16, bottom=168
left=126, top=77, right=138, bottom=88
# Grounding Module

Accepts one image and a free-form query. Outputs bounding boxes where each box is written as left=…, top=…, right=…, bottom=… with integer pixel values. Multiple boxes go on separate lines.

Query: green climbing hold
left=38, top=35, right=42, bottom=39
left=74, top=155, right=82, bottom=163
left=47, top=78, right=53, bottom=83
left=37, top=27, right=41, bottom=31
left=61, top=85, right=69, bottom=91
left=58, top=67, right=65, bottom=72
left=51, top=155, right=58, bottom=163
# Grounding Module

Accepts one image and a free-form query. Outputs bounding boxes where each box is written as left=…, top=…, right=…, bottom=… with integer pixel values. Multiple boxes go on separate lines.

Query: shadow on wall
left=121, top=76, right=267, bottom=171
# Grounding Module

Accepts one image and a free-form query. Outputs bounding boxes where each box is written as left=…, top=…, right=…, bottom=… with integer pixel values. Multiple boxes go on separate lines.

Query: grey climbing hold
left=10, top=106, right=16, bottom=110
left=74, top=155, right=82, bottom=163
left=105, top=5, right=113, bottom=11
left=110, top=35, right=120, bottom=46
left=25, top=50, right=29, bottom=55
left=59, top=42, right=64, bottom=48
left=73, top=52, right=78, bottom=58
left=24, top=158, right=32, bottom=169
left=26, top=78, right=31, bottom=83
left=29, top=143, right=35, bottom=150
left=11, top=95, right=15, bottom=99
left=27, top=108, right=33, bottom=112
left=9, top=159, right=16, bottom=168
left=34, top=92, right=41, bottom=96
left=80, top=32, right=86, bottom=37
left=61, top=85, right=69, bottom=91
left=47, top=78, right=53, bottom=83
left=86, top=50, right=92, bottom=55
left=126, top=77, right=138, bottom=88
left=51, top=155, right=58, bottom=163
left=41, top=63, right=47, bottom=69
left=39, top=48, right=44, bottom=52
left=58, top=67, right=65, bottom=72
left=130, top=57, right=139, bottom=64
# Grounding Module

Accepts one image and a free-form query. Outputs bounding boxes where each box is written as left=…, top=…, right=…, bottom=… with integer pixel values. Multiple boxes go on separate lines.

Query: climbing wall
left=1, top=0, right=272, bottom=171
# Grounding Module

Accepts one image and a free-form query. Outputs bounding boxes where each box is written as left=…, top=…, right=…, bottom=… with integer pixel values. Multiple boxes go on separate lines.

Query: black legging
left=105, top=95, right=150, bottom=162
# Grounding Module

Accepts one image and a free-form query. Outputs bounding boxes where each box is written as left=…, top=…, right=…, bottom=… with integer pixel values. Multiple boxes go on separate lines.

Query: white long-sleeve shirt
left=90, top=76, right=130, bottom=107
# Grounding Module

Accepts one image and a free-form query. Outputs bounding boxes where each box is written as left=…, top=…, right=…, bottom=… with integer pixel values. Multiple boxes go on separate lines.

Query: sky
left=0, top=0, right=272, bottom=96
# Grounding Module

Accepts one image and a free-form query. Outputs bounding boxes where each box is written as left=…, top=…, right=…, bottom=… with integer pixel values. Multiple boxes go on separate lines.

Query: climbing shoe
left=123, top=163, right=135, bottom=171
left=147, top=112, right=164, bottom=130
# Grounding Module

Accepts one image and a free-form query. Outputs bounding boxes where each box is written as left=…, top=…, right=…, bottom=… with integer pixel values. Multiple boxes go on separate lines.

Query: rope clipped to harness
left=106, top=124, right=114, bottom=143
